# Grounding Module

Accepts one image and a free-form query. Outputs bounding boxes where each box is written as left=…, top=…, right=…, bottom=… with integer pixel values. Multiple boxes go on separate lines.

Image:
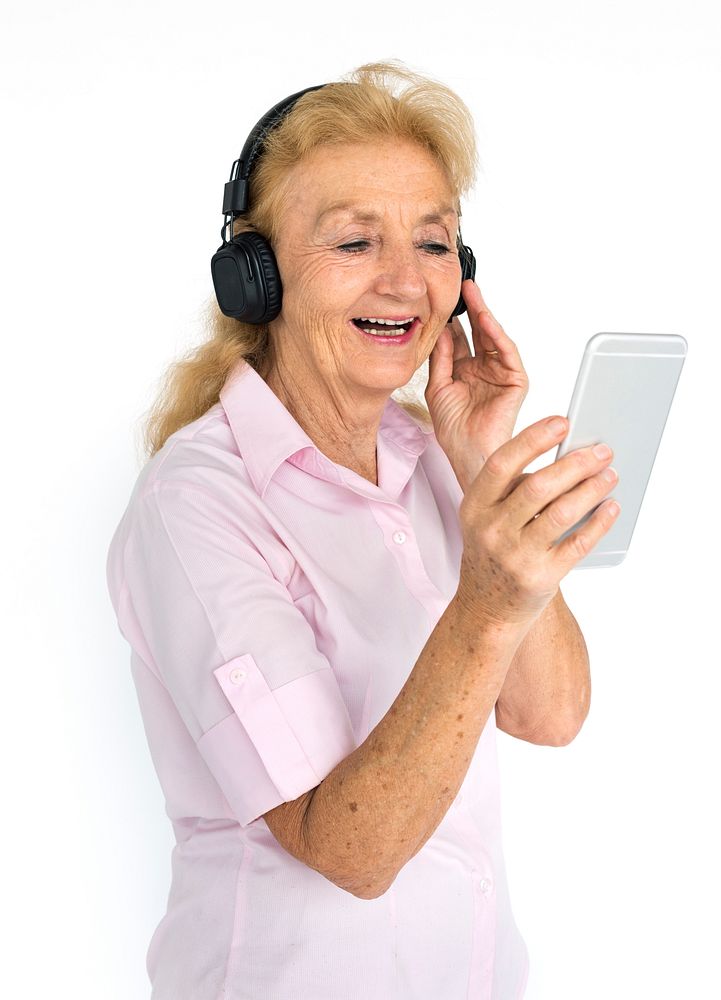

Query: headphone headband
left=222, top=84, right=327, bottom=217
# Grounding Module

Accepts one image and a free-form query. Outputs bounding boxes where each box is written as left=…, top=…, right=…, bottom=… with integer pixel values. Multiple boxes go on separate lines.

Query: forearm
left=301, top=594, right=526, bottom=899
left=495, top=588, right=591, bottom=745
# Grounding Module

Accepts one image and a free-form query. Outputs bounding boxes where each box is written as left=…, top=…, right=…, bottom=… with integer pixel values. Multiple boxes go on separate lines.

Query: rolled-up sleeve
left=122, top=482, right=357, bottom=827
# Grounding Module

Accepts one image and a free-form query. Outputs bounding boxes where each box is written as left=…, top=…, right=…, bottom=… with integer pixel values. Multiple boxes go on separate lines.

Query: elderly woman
left=106, top=61, right=619, bottom=1000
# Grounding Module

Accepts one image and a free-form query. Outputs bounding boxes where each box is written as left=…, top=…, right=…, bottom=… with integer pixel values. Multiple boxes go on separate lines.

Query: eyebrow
left=314, top=200, right=458, bottom=229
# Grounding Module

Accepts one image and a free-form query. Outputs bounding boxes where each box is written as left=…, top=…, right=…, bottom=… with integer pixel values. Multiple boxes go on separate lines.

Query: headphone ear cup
left=210, top=231, right=283, bottom=323
left=449, top=242, right=477, bottom=319
left=247, top=232, right=283, bottom=323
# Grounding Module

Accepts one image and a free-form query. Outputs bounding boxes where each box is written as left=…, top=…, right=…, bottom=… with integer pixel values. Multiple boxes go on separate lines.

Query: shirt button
left=229, top=668, right=246, bottom=684
left=392, top=530, right=407, bottom=545
left=479, top=878, right=493, bottom=895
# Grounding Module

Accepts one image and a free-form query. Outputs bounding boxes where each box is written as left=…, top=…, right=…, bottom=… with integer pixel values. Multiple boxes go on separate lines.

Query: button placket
left=369, top=502, right=446, bottom=624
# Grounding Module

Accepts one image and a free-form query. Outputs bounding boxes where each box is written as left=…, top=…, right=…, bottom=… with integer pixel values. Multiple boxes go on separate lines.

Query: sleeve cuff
left=196, top=654, right=357, bottom=825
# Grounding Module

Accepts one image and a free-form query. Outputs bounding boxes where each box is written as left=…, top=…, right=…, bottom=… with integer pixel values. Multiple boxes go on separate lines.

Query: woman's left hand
left=425, top=279, right=530, bottom=494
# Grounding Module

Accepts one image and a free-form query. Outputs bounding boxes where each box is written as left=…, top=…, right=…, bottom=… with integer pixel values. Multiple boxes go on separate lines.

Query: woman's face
left=267, top=139, right=463, bottom=402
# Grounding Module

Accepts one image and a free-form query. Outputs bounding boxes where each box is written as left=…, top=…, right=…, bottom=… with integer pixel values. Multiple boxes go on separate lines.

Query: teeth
left=360, top=328, right=406, bottom=336
left=357, top=316, right=415, bottom=325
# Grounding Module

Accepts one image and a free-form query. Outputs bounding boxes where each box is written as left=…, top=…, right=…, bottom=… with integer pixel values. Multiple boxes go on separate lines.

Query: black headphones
left=210, top=83, right=476, bottom=324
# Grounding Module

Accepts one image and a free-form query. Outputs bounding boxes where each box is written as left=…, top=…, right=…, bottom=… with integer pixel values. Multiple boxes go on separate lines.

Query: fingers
left=505, top=441, right=617, bottom=530
left=460, top=278, right=488, bottom=317
left=426, top=325, right=454, bottom=394
left=514, top=442, right=621, bottom=568
left=473, top=416, right=569, bottom=506
left=527, top=456, right=618, bottom=538
left=548, top=492, right=620, bottom=568
left=461, top=280, right=507, bottom=346
left=449, top=317, right=471, bottom=362
left=458, top=416, right=622, bottom=616
left=460, top=280, right=528, bottom=382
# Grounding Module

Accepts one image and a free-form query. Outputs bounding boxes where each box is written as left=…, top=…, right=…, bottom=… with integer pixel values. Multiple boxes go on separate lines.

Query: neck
left=260, top=352, right=386, bottom=487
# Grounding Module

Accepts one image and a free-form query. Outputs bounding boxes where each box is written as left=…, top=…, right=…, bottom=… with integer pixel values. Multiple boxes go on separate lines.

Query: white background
left=2, top=1, right=719, bottom=997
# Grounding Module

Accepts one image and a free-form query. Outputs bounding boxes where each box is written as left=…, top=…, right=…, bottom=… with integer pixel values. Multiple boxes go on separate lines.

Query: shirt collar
left=219, top=359, right=433, bottom=501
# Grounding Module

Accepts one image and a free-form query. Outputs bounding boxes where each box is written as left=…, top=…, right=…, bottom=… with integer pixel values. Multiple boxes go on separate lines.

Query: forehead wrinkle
left=314, top=199, right=458, bottom=231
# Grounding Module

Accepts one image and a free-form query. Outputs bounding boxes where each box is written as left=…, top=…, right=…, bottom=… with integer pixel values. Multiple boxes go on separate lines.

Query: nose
left=371, top=239, right=427, bottom=303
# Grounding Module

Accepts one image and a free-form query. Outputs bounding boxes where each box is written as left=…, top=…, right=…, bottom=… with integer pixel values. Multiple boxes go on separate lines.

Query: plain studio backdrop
left=1, top=2, right=718, bottom=997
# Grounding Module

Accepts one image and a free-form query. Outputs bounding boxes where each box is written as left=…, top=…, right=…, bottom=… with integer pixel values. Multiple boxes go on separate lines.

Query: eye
left=337, top=240, right=372, bottom=254
left=337, top=241, right=452, bottom=255
left=423, top=243, right=451, bottom=255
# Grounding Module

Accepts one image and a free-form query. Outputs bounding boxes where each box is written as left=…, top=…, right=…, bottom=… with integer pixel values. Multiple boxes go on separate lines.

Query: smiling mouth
left=351, top=317, right=417, bottom=336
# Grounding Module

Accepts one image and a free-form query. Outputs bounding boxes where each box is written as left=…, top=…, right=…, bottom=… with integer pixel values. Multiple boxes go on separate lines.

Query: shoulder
left=140, top=402, right=253, bottom=501
left=114, top=402, right=267, bottom=566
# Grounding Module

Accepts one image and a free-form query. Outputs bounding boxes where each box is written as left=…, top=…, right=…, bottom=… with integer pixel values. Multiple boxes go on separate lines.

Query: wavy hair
left=141, top=59, right=479, bottom=460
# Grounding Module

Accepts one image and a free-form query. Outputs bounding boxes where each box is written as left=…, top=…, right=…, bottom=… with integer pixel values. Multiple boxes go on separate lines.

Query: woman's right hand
left=455, top=415, right=620, bottom=631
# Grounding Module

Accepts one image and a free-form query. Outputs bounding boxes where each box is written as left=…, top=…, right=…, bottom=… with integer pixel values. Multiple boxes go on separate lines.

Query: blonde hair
left=141, top=59, right=479, bottom=460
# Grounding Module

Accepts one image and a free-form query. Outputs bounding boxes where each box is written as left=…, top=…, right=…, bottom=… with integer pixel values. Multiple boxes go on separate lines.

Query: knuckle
left=524, top=472, right=550, bottom=502
left=547, top=502, right=571, bottom=529
left=482, top=519, right=505, bottom=552
left=532, top=424, right=553, bottom=449
left=569, top=530, right=591, bottom=559
left=578, top=447, right=595, bottom=469
left=482, top=452, right=506, bottom=478
left=569, top=448, right=593, bottom=475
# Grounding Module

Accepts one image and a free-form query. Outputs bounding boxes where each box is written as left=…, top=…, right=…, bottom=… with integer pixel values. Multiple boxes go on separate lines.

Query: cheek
left=433, top=252, right=463, bottom=285
left=427, top=257, right=463, bottom=323
left=283, top=254, right=364, bottom=323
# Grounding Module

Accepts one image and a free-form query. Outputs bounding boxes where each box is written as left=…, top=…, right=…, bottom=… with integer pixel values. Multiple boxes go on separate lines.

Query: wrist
left=452, top=456, right=486, bottom=496
left=450, top=581, right=526, bottom=647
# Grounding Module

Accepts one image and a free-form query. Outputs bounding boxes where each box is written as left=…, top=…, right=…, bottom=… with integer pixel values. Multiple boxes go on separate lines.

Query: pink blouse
left=105, top=358, right=529, bottom=999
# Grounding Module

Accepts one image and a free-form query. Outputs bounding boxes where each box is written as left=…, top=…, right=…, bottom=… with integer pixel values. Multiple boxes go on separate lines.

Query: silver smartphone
left=552, top=332, right=687, bottom=569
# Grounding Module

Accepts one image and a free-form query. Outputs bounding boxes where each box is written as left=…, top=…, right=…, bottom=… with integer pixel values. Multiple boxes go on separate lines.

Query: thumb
left=427, top=324, right=454, bottom=394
